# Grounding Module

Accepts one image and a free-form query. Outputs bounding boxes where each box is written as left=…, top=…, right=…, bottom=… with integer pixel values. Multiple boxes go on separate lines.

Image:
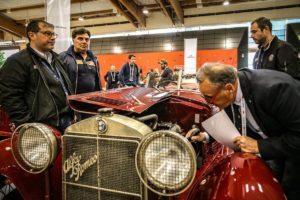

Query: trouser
left=281, top=158, right=300, bottom=200
left=57, top=112, right=72, bottom=134
left=107, top=82, right=118, bottom=89
left=268, top=158, right=300, bottom=200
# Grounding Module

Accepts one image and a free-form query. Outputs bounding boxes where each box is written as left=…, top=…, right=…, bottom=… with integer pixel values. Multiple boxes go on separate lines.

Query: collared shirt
left=234, top=80, right=267, bottom=139
left=32, top=48, right=53, bottom=64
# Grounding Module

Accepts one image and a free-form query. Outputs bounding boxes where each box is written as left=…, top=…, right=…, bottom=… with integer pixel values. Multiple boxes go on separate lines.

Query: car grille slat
left=62, top=134, right=142, bottom=200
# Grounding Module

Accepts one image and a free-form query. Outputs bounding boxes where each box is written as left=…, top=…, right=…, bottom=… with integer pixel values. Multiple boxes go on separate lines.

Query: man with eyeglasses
left=188, top=62, right=300, bottom=200
left=0, top=20, right=73, bottom=133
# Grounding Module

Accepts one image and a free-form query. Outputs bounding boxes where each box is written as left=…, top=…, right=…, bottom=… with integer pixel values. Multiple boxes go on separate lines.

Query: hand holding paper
left=201, top=110, right=240, bottom=149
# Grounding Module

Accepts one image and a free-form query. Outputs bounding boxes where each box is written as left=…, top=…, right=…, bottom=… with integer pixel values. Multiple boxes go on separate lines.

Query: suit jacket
left=104, top=70, right=119, bottom=89
left=238, top=68, right=300, bottom=160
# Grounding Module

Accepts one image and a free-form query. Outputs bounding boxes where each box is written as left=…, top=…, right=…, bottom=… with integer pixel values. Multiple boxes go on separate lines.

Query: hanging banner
left=46, top=0, right=71, bottom=53
left=184, top=38, right=197, bottom=74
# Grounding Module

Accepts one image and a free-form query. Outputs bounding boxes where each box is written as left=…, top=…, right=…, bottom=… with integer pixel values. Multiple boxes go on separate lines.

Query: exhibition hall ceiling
left=0, top=0, right=299, bottom=38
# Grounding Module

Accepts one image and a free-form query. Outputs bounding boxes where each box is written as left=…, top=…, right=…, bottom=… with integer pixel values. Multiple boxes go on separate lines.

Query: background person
left=119, top=54, right=139, bottom=86
left=251, top=17, right=300, bottom=78
left=104, top=65, right=119, bottom=89
left=158, top=59, right=173, bottom=87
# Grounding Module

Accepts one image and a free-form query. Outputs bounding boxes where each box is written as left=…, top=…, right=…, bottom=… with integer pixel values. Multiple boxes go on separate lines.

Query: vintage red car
left=0, top=84, right=286, bottom=200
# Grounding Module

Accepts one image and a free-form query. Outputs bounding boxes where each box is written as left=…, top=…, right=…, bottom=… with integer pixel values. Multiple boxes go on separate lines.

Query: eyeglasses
left=38, top=31, right=58, bottom=38
left=202, top=86, right=223, bottom=104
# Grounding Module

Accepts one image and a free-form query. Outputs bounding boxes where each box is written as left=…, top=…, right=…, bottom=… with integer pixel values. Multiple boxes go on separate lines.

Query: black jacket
left=237, top=68, right=300, bottom=199
left=104, top=70, right=119, bottom=89
left=238, top=68, right=300, bottom=160
left=0, top=45, right=73, bottom=127
left=253, top=36, right=300, bottom=79
left=159, top=67, right=173, bottom=87
left=59, top=45, right=102, bottom=93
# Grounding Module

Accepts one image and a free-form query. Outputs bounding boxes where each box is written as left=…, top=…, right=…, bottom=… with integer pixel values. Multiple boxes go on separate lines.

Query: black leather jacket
left=0, top=45, right=73, bottom=127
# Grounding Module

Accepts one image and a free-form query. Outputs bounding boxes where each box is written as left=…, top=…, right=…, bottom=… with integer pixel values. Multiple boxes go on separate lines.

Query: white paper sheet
left=202, top=110, right=240, bottom=149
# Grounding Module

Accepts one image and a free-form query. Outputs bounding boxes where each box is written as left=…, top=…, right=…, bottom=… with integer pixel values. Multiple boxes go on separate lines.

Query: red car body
left=0, top=87, right=286, bottom=200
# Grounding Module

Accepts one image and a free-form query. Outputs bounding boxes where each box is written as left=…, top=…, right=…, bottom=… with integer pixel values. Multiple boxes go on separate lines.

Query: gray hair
left=196, top=63, right=237, bottom=87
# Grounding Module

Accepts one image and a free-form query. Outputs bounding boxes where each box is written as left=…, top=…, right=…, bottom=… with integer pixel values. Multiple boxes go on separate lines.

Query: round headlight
left=136, top=130, right=196, bottom=196
left=11, top=123, right=58, bottom=174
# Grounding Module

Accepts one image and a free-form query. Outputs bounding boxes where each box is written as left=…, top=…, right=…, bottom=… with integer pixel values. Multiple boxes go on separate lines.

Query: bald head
left=111, top=65, right=116, bottom=71
left=196, top=63, right=237, bottom=87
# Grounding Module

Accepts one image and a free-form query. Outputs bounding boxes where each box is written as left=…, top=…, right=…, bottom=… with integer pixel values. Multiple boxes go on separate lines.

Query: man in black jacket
left=158, top=59, right=173, bottom=87
left=59, top=28, right=101, bottom=94
left=251, top=17, right=300, bottom=78
left=0, top=20, right=73, bottom=133
left=194, top=63, right=300, bottom=200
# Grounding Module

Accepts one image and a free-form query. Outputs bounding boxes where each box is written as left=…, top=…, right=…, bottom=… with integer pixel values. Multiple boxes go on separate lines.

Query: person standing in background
left=147, top=68, right=158, bottom=88
left=59, top=28, right=102, bottom=94
left=158, top=59, right=173, bottom=87
left=119, top=54, right=139, bottom=86
left=104, top=65, right=119, bottom=89
left=251, top=17, right=300, bottom=78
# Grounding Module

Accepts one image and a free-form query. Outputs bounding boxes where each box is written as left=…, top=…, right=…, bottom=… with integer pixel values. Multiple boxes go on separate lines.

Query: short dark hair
left=26, top=20, right=54, bottom=41
left=128, top=54, right=136, bottom=59
left=196, top=63, right=237, bottom=87
left=72, top=28, right=91, bottom=39
left=251, top=17, right=272, bottom=32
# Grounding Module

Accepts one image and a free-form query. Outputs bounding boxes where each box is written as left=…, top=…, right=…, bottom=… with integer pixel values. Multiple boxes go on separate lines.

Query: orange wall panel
left=97, top=49, right=237, bottom=86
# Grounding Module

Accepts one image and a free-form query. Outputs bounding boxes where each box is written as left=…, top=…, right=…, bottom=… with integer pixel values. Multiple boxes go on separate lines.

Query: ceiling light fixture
left=223, top=1, right=229, bottom=6
left=78, top=3, right=84, bottom=21
left=142, top=7, right=149, bottom=14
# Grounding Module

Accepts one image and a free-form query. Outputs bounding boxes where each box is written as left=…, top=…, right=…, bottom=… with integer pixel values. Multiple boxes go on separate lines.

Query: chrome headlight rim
left=11, top=123, right=58, bottom=174
left=135, top=130, right=197, bottom=196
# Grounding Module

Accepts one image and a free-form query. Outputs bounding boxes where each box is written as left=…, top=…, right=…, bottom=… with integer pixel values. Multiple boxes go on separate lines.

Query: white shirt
left=234, top=80, right=267, bottom=139
left=32, top=48, right=53, bottom=64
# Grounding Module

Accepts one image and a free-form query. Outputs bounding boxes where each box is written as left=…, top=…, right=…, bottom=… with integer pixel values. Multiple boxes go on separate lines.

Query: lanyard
left=129, top=65, right=134, bottom=81
left=42, top=60, right=69, bottom=96
left=240, top=97, right=247, bottom=136
left=231, top=97, right=247, bottom=136
left=111, top=71, right=115, bottom=82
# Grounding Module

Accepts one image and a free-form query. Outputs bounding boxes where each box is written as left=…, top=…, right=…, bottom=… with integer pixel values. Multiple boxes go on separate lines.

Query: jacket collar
left=26, top=43, right=58, bottom=61
left=258, top=36, right=277, bottom=51
left=66, top=45, right=96, bottom=59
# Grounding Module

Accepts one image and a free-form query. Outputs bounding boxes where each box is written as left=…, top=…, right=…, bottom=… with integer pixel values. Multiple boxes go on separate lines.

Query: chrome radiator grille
left=62, top=134, right=142, bottom=200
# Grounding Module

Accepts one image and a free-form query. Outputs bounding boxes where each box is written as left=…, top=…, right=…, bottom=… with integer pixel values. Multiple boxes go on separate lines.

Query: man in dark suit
left=192, top=63, right=300, bottom=200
